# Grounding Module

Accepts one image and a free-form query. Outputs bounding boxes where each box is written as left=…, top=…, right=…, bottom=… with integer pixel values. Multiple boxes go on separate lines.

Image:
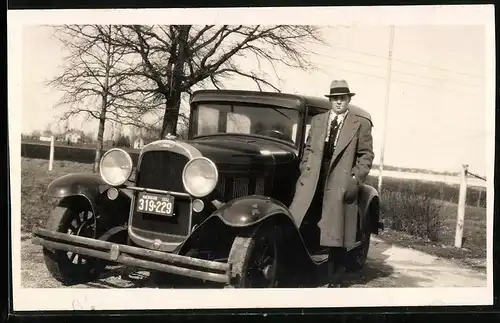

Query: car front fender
left=176, top=196, right=312, bottom=267
left=47, top=173, right=118, bottom=216
left=210, top=195, right=297, bottom=228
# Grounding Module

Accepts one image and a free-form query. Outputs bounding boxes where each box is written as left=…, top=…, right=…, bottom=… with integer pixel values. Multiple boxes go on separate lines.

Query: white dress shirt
left=326, top=109, right=348, bottom=145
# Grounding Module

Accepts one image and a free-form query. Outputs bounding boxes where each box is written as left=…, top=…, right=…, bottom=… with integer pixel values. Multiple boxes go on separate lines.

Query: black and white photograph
left=8, top=5, right=495, bottom=311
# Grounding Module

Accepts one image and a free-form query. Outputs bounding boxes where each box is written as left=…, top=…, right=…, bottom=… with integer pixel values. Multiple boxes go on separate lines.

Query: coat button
left=300, top=181, right=304, bottom=186
left=307, top=167, right=311, bottom=170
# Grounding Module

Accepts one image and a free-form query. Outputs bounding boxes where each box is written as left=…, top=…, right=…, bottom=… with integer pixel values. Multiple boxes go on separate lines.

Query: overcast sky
left=21, top=24, right=488, bottom=175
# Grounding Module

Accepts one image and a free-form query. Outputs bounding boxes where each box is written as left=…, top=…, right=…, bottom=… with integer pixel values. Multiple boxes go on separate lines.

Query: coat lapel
left=329, top=111, right=359, bottom=169
left=317, top=111, right=330, bottom=143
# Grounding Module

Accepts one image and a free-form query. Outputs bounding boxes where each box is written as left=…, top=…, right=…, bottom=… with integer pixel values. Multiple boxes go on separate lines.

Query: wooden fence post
left=454, top=164, right=468, bottom=248
left=49, top=135, right=55, bottom=171
left=40, top=135, right=55, bottom=171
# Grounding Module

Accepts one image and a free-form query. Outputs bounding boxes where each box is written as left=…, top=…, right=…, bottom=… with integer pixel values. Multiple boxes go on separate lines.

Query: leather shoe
left=327, top=265, right=346, bottom=288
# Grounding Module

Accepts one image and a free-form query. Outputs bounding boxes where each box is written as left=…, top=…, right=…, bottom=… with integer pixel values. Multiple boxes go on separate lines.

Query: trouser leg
left=302, top=187, right=323, bottom=251
left=327, top=247, right=347, bottom=287
left=315, top=158, right=347, bottom=286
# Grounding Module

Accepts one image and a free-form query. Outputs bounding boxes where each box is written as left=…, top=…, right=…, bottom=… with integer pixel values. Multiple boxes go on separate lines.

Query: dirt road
left=20, top=234, right=487, bottom=289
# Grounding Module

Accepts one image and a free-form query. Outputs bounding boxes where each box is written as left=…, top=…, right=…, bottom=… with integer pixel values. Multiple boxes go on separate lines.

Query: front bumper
left=31, top=227, right=232, bottom=285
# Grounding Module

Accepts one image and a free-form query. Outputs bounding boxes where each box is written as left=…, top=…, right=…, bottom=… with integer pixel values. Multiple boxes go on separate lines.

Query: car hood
left=187, top=136, right=297, bottom=168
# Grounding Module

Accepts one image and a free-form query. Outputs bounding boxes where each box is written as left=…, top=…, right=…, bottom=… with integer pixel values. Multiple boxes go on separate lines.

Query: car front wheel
left=42, top=200, right=106, bottom=285
left=227, top=223, right=280, bottom=288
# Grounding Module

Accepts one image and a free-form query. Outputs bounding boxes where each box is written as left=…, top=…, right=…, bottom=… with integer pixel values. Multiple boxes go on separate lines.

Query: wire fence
left=454, top=165, right=487, bottom=248
left=466, top=170, right=487, bottom=182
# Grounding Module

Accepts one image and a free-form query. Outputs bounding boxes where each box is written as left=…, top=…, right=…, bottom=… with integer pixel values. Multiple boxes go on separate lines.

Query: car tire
left=227, top=223, right=280, bottom=288
left=42, top=201, right=106, bottom=285
left=344, top=215, right=371, bottom=272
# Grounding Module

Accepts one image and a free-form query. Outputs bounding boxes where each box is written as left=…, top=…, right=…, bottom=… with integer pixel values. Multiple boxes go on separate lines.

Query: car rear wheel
left=345, top=214, right=371, bottom=272
left=42, top=201, right=106, bottom=285
left=227, top=224, right=280, bottom=288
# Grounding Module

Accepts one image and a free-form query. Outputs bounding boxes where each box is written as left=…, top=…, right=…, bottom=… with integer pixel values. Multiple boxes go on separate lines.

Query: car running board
left=306, top=240, right=363, bottom=265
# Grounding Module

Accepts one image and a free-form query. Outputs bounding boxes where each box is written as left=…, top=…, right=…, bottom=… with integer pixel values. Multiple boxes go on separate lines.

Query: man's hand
left=350, top=116, right=374, bottom=184
left=344, top=175, right=359, bottom=203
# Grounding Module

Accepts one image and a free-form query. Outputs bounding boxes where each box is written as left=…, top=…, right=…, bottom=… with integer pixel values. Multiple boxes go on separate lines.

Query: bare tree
left=105, top=25, right=324, bottom=138
left=47, top=25, right=149, bottom=172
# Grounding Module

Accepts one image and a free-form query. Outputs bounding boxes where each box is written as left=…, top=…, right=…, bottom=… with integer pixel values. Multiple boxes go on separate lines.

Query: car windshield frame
left=188, top=102, right=304, bottom=148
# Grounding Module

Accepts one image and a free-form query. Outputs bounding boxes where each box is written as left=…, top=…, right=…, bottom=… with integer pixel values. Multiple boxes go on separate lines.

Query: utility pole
left=455, top=164, right=468, bottom=248
left=377, top=25, right=395, bottom=193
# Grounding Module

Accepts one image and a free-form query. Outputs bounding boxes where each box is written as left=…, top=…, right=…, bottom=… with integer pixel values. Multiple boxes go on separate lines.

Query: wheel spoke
left=261, top=255, right=273, bottom=267
left=75, top=214, right=82, bottom=226
left=259, top=245, right=269, bottom=263
left=249, top=241, right=277, bottom=287
left=68, top=224, right=78, bottom=233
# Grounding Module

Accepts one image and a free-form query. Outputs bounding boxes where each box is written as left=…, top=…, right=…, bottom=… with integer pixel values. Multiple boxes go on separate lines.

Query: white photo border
left=8, top=4, right=496, bottom=311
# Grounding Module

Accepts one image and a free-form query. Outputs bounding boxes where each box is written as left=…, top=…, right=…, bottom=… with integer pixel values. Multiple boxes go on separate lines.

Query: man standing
left=289, top=79, right=375, bottom=287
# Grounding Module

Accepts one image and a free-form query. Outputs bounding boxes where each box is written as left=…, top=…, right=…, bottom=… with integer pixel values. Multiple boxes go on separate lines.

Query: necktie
left=329, top=116, right=339, bottom=145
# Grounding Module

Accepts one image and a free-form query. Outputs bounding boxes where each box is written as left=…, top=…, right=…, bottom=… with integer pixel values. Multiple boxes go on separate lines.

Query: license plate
left=135, top=192, right=175, bottom=217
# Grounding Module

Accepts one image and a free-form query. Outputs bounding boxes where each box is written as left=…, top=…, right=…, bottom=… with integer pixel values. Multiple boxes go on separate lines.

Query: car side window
left=292, top=105, right=327, bottom=144
left=303, top=105, right=326, bottom=143
left=197, top=105, right=220, bottom=135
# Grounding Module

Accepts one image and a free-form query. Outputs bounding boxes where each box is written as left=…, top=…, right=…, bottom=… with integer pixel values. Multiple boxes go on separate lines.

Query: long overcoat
left=289, top=104, right=374, bottom=248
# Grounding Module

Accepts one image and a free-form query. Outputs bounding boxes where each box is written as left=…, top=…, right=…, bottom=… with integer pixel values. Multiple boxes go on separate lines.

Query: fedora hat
left=324, top=79, right=356, bottom=98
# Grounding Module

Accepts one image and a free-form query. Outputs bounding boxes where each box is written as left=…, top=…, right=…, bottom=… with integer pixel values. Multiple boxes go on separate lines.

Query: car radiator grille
left=215, top=176, right=266, bottom=201
left=136, top=150, right=188, bottom=193
left=132, top=150, right=268, bottom=238
left=132, top=150, right=191, bottom=237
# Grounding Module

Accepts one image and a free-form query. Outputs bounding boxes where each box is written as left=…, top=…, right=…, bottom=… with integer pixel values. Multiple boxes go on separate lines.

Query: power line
left=391, top=78, right=481, bottom=95
left=392, top=69, right=481, bottom=87
left=315, top=52, right=383, bottom=69
left=317, top=65, right=480, bottom=96
left=320, top=44, right=485, bottom=79
left=315, top=52, right=482, bottom=88
left=318, top=66, right=384, bottom=80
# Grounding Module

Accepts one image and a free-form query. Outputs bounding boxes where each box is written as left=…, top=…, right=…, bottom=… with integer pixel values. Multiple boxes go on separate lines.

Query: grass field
left=22, top=139, right=465, bottom=176
left=20, top=158, right=94, bottom=232
left=19, top=157, right=487, bottom=269
left=21, top=141, right=487, bottom=208
left=378, top=201, right=487, bottom=269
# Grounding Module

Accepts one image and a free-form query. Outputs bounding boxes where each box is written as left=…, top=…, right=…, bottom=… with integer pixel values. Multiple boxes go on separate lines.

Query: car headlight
left=99, top=148, right=133, bottom=186
left=182, top=157, right=218, bottom=197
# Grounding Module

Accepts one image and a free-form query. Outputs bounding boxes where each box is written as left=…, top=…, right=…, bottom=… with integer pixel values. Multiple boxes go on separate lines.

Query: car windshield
left=191, top=103, right=301, bottom=145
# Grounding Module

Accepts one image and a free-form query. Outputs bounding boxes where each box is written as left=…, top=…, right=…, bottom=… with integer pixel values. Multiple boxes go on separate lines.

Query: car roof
left=191, top=89, right=331, bottom=111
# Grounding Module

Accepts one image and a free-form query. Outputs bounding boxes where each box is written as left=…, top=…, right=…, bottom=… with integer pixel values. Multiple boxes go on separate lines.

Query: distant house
left=133, top=137, right=145, bottom=149
left=55, top=134, right=66, bottom=142
left=41, top=130, right=53, bottom=137
left=65, top=131, right=82, bottom=144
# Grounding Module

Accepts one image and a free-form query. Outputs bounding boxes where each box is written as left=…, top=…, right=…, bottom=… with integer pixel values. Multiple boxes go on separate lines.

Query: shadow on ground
left=123, top=236, right=403, bottom=289
left=294, top=237, right=397, bottom=288
left=22, top=235, right=440, bottom=289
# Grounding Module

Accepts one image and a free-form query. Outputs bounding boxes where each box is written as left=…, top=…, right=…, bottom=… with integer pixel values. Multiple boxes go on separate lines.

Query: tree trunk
left=94, top=101, right=107, bottom=173
left=94, top=28, right=112, bottom=173
left=161, top=90, right=182, bottom=139
left=160, top=26, right=189, bottom=139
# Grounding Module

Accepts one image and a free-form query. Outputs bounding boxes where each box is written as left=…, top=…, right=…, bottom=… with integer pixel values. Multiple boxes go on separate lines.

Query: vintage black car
left=32, top=89, right=383, bottom=288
